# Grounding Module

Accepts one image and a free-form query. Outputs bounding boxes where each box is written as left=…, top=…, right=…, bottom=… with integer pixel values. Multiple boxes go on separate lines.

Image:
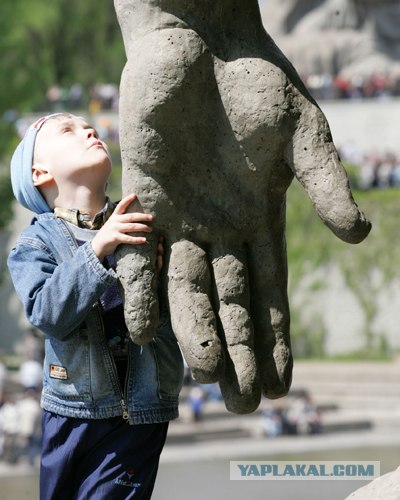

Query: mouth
left=89, top=140, right=105, bottom=149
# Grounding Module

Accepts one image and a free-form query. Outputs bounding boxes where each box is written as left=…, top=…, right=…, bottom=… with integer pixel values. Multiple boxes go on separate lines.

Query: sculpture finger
left=168, top=240, right=224, bottom=383
left=285, top=94, right=371, bottom=244
left=117, top=239, right=159, bottom=345
left=210, top=244, right=261, bottom=414
left=249, top=222, right=293, bottom=400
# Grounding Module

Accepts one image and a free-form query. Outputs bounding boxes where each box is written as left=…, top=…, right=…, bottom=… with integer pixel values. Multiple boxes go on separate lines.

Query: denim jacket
left=7, top=213, right=183, bottom=424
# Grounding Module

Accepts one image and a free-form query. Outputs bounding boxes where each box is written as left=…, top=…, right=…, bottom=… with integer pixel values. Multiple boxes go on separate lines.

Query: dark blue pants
left=40, top=411, right=169, bottom=500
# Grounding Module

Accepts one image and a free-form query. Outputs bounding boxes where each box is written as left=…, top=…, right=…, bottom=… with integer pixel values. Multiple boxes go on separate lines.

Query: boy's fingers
left=122, top=223, right=153, bottom=233
left=119, top=212, right=154, bottom=223
left=114, top=193, right=138, bottom=215
left=123, top=235, right=148, bottom=245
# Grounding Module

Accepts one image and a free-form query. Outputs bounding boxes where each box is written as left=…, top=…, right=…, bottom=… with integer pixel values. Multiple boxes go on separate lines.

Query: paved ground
left=1, top=361, right=399, bottom=499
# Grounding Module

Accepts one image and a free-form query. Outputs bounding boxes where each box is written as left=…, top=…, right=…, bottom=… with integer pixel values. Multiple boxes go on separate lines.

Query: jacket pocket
left=43, top=330, right=92, bottom=401
left=151, top=321, right=184, bottom=401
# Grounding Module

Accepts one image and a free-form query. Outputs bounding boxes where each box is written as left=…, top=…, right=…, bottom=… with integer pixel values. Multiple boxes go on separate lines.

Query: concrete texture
left=345, top=466, right=400, bottom=500
left=262, top=0, right=400, bottom=77
left=114, top=0, right=371, bottom=414
left=320, top=98, right=400, bottom=156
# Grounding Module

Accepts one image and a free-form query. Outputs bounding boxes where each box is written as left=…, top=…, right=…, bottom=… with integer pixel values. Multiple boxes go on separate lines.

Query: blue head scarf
left=10, top=113, right=63, bottom=214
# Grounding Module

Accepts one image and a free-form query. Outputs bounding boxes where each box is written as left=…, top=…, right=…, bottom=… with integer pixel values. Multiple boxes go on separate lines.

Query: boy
left=8, top=113, right=184, bottom=499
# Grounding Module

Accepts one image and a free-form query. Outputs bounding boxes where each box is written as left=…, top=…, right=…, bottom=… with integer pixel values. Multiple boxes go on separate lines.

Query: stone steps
left=171, top=361, right=400, bottom=445
left=290, top=361, right=400, bottom=408
left=167, top=402, right=379, bottom=445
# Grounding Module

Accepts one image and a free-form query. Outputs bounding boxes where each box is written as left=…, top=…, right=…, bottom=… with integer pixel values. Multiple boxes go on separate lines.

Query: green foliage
left=0, top=0, right=125, bottom=114
left=0, top=119, right=19, bottom=159
left=0, top=172, right=14, bottom=227
left=286, top=181, right=339, bottom=290
left=289, top=310, right=326, bottom=358
left=0, top=0, right=126, bottom=229
left=326, top=348, right=392, bottom=362
left=0, top=121, right=19, bottom=229
left=286, top=177, right=400, bottom=359
left=0, top=172, right=13, bottom=229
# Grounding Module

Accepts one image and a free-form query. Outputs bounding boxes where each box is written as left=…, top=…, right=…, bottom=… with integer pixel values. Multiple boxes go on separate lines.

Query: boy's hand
left=91, top=194, right=153, bottom=262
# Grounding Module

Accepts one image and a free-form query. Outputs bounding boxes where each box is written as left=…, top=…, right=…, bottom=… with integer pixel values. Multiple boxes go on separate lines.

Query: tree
left=0, top=0, right=125, bottom=114
left=0, top=0, right=126, bottom=227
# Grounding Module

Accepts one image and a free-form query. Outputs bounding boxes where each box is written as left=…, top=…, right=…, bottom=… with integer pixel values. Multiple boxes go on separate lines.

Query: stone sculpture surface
left=345, top=466, right=400, bottom=500
left=114, top=0, right=371, bottom=413
left=262, top=0, right=400, bottom=77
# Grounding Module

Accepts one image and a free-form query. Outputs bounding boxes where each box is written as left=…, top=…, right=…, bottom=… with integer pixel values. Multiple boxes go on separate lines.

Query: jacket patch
left=50, top=364, right=68, bottom=380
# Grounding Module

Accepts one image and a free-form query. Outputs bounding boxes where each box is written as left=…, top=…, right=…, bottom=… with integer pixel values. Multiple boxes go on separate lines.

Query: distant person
left=16, top=388, right=42, bottom=466
left=285, top=391, right=321, bottom=435
left=261, top=403, right=284, bottom=437
left=0, top=390, right=19, bottom=463
left=19, top=359, right=43, bottom=392
left=188, top=385, right=206, bottom=422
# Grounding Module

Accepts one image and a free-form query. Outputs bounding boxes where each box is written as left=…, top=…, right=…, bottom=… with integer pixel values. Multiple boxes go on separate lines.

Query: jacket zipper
left=97, top=305, right=130, bottom=420
left=60, top=219, right=130, bottom=421
left=121, top=341, right=131, bottom=421
left=98, top=304, right=130, bottom=422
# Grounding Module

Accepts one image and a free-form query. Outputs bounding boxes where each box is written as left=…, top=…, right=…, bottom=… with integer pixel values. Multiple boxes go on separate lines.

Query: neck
left=53, top=185, right=107, bottom=218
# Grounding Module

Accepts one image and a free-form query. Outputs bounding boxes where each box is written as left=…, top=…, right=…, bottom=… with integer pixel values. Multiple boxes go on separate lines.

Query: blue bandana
left=10, top=113, right=63, bottom=214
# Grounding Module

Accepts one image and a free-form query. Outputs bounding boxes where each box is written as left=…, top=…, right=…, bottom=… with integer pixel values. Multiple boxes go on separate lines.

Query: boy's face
left=33, top=115, right=112, bottom=189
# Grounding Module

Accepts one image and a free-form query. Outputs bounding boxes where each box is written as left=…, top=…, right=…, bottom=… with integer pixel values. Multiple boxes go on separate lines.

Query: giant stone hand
left=114, top=0, right=371, bottom=414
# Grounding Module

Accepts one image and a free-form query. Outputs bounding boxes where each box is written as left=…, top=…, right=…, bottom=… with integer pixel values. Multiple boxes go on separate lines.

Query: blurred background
left=0, top=0, right=399, bottom=499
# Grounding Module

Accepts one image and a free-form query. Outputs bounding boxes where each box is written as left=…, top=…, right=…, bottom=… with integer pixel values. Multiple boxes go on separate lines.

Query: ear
left=32, top=163, right=54, bottom=187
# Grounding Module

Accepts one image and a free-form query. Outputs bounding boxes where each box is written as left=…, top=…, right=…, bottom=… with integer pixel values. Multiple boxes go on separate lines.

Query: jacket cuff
left=82, top=242, right=117, bottom=285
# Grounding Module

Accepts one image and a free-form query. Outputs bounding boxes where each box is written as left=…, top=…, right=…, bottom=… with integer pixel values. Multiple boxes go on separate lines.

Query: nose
left=86, top=128, right=98, bottom=139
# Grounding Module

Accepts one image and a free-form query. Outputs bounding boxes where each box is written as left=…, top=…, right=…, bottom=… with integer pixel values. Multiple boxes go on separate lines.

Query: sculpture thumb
left=285, top=96, right=372, bottom=244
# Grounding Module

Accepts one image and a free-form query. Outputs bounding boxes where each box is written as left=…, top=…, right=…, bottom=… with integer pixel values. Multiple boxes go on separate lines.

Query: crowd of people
left=304, top=72, right=400, bottom=101
left=45, top=83, right=119, bottom=114
left=33, top=72, right=400, bottom=117
left=0, top=329, right=43, bottom=466
left=338, top=144, right=400, bottom=191
left=183, top=372, right=322, bottom=439
left=261, top=390, right=322, bottom=437
left=0, top=387, right=42, bottom=465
